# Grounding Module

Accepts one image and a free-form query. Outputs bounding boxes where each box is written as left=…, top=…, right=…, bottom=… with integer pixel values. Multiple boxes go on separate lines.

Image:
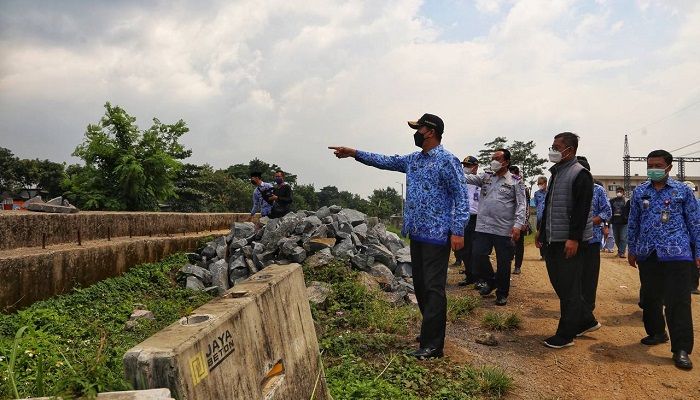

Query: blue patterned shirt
left=590, top=183, right=612, bottom=245
left=533, top=189, right=546, bottom=224
left=251, top=182, right=273, bottom=216
left=355, top=145, right=470, bottom=245
left=628, top=178, right=700, bottom=262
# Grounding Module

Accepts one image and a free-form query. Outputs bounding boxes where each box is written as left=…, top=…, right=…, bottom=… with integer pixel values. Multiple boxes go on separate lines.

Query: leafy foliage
left=65, top=103, right=191, bottom=210
left=0, top=147, right=66, bottom=198
left=477, top=137, right=548, bottom=186
left=0, top=254, right=213, bottom=398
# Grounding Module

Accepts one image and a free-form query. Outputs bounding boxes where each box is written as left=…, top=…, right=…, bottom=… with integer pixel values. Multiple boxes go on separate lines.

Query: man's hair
left=576, top=155, right=590, bottom=171
left=554, top=132, right=579, bottom=149
left=275, top=169, right=285, bottom=176
left=508, top=165, right=520, bottom=175
left=495, top=148, right=511, bottom=161
left=250, top=171, right=262, bottom=178
left=616, top=186, right=624, bottom=193
left=647, top=149, right=673, bottom=165
left=537, top=176, right=547, bottom=184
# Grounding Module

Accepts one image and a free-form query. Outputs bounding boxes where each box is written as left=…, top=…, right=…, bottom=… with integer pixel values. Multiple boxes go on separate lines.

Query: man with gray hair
left=536, top=132, right=594, bottom=349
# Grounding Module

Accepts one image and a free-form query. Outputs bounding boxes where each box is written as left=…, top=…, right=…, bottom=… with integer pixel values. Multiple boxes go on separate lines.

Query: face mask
left=647, top=168, right=667, bottom=182
left=463, top=166, right=470, bottom=174
left=548, top=148, right=562, bottom=163
left=275, top=177, right=284, bottom=184
left=616, top=193, right=623, bottom=198
left=250, top=179, right=257, bottom=185
left=490, top=160, right=502, bottom=171
left=413, top=131, right=426, bottom=148
left=538, top=185, right=545, bottom=191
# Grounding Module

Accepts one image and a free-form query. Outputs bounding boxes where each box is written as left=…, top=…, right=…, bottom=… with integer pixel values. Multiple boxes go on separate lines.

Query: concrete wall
left=0, top=232, right=227, bottom=313
left=124, top=264, right=330, bottom=400
left=0, top=212, right=253, bottom=251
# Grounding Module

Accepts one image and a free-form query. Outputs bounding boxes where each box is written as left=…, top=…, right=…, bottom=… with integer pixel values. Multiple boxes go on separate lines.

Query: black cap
left=462, top=156, right=478, bottom=165
left=408, top=113, right=444, bottom=134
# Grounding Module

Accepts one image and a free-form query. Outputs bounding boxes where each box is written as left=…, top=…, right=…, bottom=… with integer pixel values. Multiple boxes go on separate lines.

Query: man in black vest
left=609, top=187, right=630, bottom=258
left=269, top=170, right=293, bottom=218
left=536, top=132, right=594, bottom=349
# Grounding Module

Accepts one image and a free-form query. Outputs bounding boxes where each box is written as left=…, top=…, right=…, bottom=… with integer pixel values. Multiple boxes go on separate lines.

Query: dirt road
left=444, top=243, right=700, bottom=400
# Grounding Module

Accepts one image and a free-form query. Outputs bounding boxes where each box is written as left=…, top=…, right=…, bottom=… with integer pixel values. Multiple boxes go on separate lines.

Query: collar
left=422, top=144, right=443, bottom=157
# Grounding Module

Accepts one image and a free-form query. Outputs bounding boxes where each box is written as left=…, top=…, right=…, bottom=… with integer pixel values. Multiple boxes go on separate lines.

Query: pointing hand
left=328, top=146, right=357, bottom=159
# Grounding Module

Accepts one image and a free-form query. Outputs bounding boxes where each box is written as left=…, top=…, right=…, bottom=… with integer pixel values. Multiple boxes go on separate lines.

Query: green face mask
left=647, top=168, right=667, bottom=182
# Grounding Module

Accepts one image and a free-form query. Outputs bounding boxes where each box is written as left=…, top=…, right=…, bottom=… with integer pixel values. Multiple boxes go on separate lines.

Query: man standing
left=250, top=172, right=273, bottom=217
left=458, top=156, right=481, bottom=287
left=610, top=187, right=630, bottom=258
left=576, top=156, right=611, bottom=336
left=269, top=170, right=293, bottom=218
left=329, top=113, right=469, bottom=359
left=628, top=150, right=700, bottom=370
left=536, top=132, right=594, bottom=349
left=465, top=149, right=526, bottom=306
left=534, top=176, right=548, bottom=260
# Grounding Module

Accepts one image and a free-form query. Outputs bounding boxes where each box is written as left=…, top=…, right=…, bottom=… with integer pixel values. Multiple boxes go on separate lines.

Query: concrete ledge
left=124, top=264, right=330, bottom=400
left=0, top=212, right=254, bottom=251
left=0, top=231, right=227, bottom=313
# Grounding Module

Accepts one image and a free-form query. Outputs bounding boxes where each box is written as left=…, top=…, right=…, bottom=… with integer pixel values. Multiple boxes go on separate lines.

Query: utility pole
left=623, top=135, right=631, bottom=198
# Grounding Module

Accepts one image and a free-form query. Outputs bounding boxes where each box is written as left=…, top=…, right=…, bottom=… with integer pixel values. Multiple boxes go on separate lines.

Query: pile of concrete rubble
left=178, top=206, right=414, bottom=305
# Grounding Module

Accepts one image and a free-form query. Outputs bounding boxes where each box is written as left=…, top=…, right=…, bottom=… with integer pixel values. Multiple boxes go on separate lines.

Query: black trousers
left=514, top=232, right=525, bottom=269
left=458, top=215, right=477, bottom=281
left=410, top=239, right=451, bottom=351
left=638, top=253, right=694, bottom=354
left=692, top=264, right=699, bottom=291
left=473, top=232, right=514, bottom=298
left=582, top=242, right=601, bottom=314
left=544, top=242, right=594, bottom=340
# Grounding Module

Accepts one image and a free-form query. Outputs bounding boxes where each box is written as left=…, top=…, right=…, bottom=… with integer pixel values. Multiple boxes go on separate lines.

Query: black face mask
left=250, top=179, right=257, bottom=185
left=413, top=131, right=426, bottom=148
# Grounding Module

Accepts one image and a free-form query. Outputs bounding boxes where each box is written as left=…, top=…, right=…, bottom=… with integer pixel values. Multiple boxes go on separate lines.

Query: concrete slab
left=124, top=264, right=330, bottom=400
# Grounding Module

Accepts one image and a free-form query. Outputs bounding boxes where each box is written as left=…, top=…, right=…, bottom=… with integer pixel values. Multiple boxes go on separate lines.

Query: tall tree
left=67, top=102, right=191, bottom=210
left=478, top=137, right=547, bottom=186
left=367, top=187, right=402, bottom=218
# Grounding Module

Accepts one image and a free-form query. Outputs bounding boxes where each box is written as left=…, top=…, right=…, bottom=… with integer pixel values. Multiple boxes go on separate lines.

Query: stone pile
left=178, top=206, right=414, bottom=305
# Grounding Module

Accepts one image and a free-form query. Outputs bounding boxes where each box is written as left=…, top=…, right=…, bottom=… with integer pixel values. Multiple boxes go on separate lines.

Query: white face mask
left=616, top=193, right=623, bottom=198
left=490, top=160, right=502, bottom=172
left=463, top=166, right=470, bottom=174
left=548, top=148, right=562, bottom=163
left=538, top=184, right=545, bottom=191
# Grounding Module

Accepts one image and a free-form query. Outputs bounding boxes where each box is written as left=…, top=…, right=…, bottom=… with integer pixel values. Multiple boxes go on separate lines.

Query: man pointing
left=329, top=113, right=469, bottom=359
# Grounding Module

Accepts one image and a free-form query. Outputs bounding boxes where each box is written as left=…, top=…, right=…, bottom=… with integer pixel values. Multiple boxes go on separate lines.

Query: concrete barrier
left=29, top=388, right=174, bottom=399
left=0, top=211, right=254, bottom=251
left=0, top=232, right=227, bottom=312
left=124, top=264, right=330, bottom=400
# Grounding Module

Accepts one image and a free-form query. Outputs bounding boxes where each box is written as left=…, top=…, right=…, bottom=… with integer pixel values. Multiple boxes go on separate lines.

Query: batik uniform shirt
left=355, top=145, right=470, bottom=245
left=251, top=182, right=273, bottom=216
left=590, top=183, right=612, bottom=245
left=534, top=189, right=546, bottom=224
left=628, top=178, right=700, bottom=262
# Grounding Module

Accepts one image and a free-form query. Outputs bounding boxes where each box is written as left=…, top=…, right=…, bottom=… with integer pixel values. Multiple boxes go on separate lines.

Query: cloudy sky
left=1, top=0, right=699, bottom=196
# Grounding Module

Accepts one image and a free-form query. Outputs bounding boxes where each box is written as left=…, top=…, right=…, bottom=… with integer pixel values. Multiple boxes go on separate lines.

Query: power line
left=670, top=139, right=700, bottom=153
left=629, top=94, right=700, bottom=135
left=679, top=149, right=700, bottom=157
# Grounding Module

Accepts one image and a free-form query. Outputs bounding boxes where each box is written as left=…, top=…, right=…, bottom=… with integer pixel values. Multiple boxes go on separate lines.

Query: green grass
left=481, top=312, right=522, bottom=331
left=305, top=260, right=511, bottom=400
left=447, top=295, right=481, bottom=322
left=0, top=254, right=214, bottom=399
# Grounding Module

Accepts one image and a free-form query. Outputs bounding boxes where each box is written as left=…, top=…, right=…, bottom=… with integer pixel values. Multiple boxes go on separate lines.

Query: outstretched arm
left=328, top=146, right=408, bottom=173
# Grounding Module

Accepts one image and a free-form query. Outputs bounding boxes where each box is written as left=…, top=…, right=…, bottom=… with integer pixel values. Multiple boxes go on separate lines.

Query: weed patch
left=481, top=312, right=522, bottom=331
left=447, top=294, right=480, bottom=322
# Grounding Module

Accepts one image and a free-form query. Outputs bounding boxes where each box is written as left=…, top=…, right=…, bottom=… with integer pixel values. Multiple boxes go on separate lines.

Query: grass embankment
left=306, top=261, right=512, bottom=399
left=0, top=253, right=513, bottom=399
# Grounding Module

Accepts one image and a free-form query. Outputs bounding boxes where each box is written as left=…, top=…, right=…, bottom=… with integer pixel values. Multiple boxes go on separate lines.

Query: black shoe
left=473, top=282, right=486, bottom=291
left=415, top=335, right=420, bottom=342
left=495, top=296, right=508, bottom=306
left=479, top=283, right=495, bottom=297
left=457, top=278, right=474, bottom=286
left=411, top=347, right=443, bottom=359
left=512, top=267, right=521, bottom=275
left=672, top=350, right=693, bottom=370
left=576, top=320, right=602, bottom=337
left=543, top=335, right=574, bottom=349
left=640, top=333, right=669, bottom=346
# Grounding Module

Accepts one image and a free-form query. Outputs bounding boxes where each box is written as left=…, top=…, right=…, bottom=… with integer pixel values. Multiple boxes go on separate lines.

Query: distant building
left=0, top=187, right=48, bottom=210
left=593, top=175, right=700, bottom=198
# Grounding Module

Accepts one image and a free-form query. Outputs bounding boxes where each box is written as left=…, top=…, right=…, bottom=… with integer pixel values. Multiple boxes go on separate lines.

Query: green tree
left=367, top=187, right=402, bottom=218
left=293, top=183, right=318, bottom=211
left=0, top=148, right=66, bottom=198
left=66, top=102, right=191, bottom=210
left=478, top=137, right=547, bottom=186
left=0, top=147, right=18, bottom=193
left=225, top=158, right=297, bottom=185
